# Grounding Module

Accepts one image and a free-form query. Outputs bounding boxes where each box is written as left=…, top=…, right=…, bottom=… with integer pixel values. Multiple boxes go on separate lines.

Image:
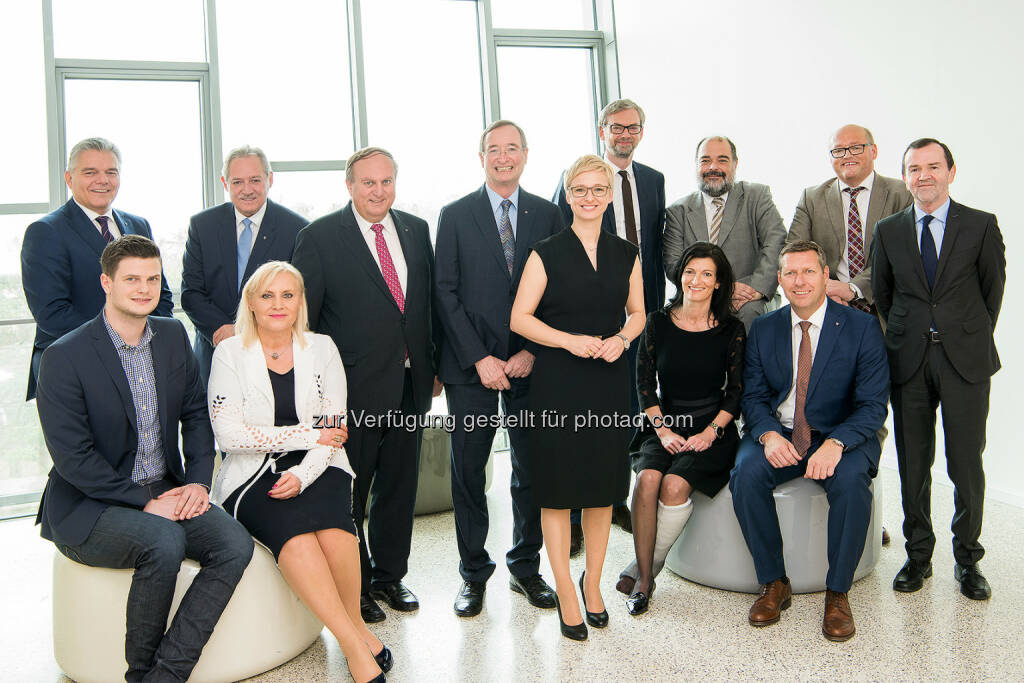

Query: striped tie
left=792, top=321, right=813, bottom=456
left=709, top=197, right=724, bottom=244
left=498, top=199, right=514, bottom=275
left=96, top=215, right=115, bottom=243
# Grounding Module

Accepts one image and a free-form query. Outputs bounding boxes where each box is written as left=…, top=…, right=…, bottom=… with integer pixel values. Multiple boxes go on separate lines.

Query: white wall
left=615, top=0, right=1024, bottom=506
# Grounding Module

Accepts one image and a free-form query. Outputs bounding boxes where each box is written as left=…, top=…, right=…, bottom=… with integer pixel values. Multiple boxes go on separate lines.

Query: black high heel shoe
left=554, top=595, right=588, bottom=641
left=579, top=571, right=609, bottom=628
left=373, top=644, right=393, bottom=673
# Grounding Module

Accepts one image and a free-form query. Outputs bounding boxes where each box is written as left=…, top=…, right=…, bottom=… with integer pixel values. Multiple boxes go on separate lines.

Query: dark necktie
left=920, top=214, right=937, bottom=290
left=842, top=187, right=871, bottom=312
left=96, top=215, right=115, bottom=244
left=618, top=170, right=639, bottom=246
left=792, top=321, right=813, bottom=457
left=497, top=199, right=515, bottom=275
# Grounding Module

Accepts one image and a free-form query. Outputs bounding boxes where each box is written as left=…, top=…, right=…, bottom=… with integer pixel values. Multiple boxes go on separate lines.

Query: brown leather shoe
left=748, top=578, right=792, bottom=626
left=881, top=527, right=891, bottom=546
left=822, top=590, right=855, bottom=642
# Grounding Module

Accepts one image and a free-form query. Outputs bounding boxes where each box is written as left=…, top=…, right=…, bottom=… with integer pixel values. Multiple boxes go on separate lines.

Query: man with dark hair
left=181, top=145, right=307, bottom=385
left=730, top=240, right=889, bottom=642
left=36, top=235, right=253, bottom=682
left=21, top=137, right=174, bottom=400
left=872, top=138, right=1005, bottom=600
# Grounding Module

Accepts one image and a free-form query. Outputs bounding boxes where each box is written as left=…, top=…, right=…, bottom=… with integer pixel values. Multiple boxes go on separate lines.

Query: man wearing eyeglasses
left=553, top=99, right=666, bottom=542
left=788, top=125, right=911, bottom=315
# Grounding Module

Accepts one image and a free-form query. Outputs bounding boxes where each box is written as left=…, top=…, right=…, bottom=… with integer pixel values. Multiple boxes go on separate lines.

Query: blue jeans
left=57, top=503, right=253, bottom=682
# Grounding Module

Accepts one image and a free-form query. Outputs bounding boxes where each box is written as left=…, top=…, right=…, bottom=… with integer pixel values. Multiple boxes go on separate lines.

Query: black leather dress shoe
left=360, top=594, right=386, bottom=623
left=554, top=595, right=588, bottom=641
left=954, top=563, right=992, bottom=600
left=612, top=505, right=633, bottom=534
left=454, top=580, right=486, bottom=617
left=370, top=582, right=419, bottom=612
left=892, top=559, right=932, bottom=593
left=578, top=571, right=608, bottom=627
left=625, top=590, right=650, bottom=616
left=373, top=645, right=394, bottom=673
left=569, top=522, right=584, bottom=558
left=510, top=574, right=556, bottom=609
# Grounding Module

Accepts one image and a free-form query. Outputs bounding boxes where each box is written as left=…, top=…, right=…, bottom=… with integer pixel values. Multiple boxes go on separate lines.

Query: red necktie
left=842, top=187, right=871, bottom=313
left=371, top=223, right=405, bottom=313
left=792, top=321, right=813, bottom=456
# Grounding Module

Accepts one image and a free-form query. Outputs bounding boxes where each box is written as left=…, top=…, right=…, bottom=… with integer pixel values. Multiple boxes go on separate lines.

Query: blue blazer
left=741, top=299, right=890, bottom=471
left=434, top=185, right=563, bottom=385
left=180, top=199, right=308, bottom=384
left=554, top=161, right=666, bottom=314
left=35, top=313, right=213, bottom=547
left=21, top=199, right=174, bottom=399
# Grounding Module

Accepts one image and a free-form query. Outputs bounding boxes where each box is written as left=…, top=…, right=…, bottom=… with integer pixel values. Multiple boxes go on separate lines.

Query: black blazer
left=292, top=203, right=437, bottom=415
left=21, top=199, right=175, bottom=399
left=434, top=185, right=563, bottom=385
left=554, top=161, right=666, bottom=314
left=871, top=200, right=1006, bottom=385
left=35, top=314, right=213, bottom=547
left=180, top=199, right=308, bottom=383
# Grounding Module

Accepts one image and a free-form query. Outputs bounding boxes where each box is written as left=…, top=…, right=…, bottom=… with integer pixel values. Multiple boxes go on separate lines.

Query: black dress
left=222, top=368, right=356, bottom=559
left=631, top=309, right=746, bottom=496
left=527, top=228, right=637, bottom=509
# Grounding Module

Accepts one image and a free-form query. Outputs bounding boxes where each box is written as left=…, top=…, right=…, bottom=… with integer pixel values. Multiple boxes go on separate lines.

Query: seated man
left=729, top=240, right=888, bottom=642
left=35, top=235, right=254, bottom=682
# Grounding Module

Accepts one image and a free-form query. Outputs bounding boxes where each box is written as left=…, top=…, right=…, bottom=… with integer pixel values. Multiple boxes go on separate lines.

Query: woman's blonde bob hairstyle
left=235, top=260, right=310, bottom=348
left=562, top=153, right=616, bottom=196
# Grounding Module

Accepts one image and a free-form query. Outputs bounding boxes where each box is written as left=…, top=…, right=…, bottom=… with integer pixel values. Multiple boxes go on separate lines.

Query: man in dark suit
left=435, top=120, right=561, bottom=617
left=181, top=145, right=307, bottom=385
left=21, top=137, right=174, bottom=400
left=553, top=98, right=665, bottom=540
left=730, top=240, right=889, bottom=642
left=292, top=147, right=438, bottom=623
left=872, top=138, right=1005, bottom=601
left=35, top=235, right=253, bottom=682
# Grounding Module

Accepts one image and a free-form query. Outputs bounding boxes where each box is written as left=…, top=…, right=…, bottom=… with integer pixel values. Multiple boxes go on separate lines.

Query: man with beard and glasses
left=663, top=136, right=787, bottom=330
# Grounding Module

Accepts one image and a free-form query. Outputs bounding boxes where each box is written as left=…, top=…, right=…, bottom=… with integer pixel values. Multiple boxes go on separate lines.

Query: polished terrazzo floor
left=4, top=458, right=1022, bottom=682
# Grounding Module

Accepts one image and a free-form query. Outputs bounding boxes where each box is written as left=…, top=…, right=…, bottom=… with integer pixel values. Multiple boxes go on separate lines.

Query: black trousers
left=446, top=377, right=542, bottom=583
left=349, top=369, right=422, bottom=593
left=891, top=342, right=989, bottom=566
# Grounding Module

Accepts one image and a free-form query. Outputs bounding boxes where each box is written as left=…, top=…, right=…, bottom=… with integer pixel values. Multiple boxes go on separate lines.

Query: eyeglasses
left=830, top=144, right=870, bottom=158
left=606, top=123, right=643, bottom=135
left=569, top=185, right=610, bottom=198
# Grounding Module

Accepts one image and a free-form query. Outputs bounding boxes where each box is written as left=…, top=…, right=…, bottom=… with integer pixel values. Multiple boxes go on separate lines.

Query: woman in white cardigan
left=209, top=261, right=388, bottom=683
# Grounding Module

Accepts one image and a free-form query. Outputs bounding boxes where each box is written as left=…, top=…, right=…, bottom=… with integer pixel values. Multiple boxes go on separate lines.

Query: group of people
left=22, top=96, right=1004, bottom=681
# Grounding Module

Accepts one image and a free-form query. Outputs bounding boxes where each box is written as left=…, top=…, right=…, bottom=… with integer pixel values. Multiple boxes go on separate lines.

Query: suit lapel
left=864, top=177, right=888, bottom=247
left=774, top=307, right=794, bottom=399
left=472, top=186, right=512, bottom=280
left=112, top=209, right=134, bottom=237
left=88, top=315, right=138, bottom=432
left=391, top=210, right=417, bottom=310
left=897, top=206, right=930, bottom=291
left=292, top=335, right=314, bottom=420
left=338, top=206, right=395, bottom=305
left=64, top=201, right=108, bottom=257
left=807, top=301, right=841, bottom=400
left=244, top=339, right=275, bottom=406
left=601, top=205, right=616, bottom=235
left=216, top=203, right=241, bottom=295
left=825, top=180, right=844, bottom=248
left=243, top=201, right=277, bottom=284
left=717, top=182, right=743, bottom=246
left=933, top=200, right=961, bottom=290
left=148, top=320, right=171, bottom=441
left=512, top=190, right=535, bottom=281
left=684, top=193, right=707, bottom=242
left=633, top=163, right=651, bottom=236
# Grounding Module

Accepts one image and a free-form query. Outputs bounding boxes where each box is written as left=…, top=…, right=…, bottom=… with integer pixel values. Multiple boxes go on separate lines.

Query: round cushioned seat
left=665, top=477, right=882, bottom=594
left=52, top=543, right=322, bottom=683
left=415, top=425, right=493, bottom=515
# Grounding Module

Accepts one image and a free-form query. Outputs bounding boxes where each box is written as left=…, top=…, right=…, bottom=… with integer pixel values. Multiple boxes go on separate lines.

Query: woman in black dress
left=511, top=154, right=646, bottom=640
left=210, top=262, right=387, bottom=683
left=616, top=243, right=746, bottom=616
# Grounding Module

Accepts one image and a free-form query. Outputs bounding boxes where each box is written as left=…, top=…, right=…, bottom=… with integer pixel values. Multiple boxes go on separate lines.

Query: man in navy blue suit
left=435, top=120, right=562, bottom=617
left=554, top=98, right=665, bottom=544
left=35, top=235, right=252, bottom=682
left=21, top=137, right=174, bottom=400
left=181, top=145, right=307, bottom=385
left=729, top=240, right=888, bottom=642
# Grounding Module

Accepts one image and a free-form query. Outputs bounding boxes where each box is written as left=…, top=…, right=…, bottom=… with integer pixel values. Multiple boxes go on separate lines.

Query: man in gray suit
left=788, top=124, right=912, bottom=314
left=663, top=136, right=787, bottom=329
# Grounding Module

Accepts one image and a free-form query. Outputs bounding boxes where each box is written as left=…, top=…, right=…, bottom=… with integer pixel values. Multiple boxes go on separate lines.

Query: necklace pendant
left=270, top=352, right=280, bottom=360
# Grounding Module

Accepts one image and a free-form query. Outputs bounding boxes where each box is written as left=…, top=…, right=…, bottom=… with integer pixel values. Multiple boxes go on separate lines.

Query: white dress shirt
left=234, top=201, right=268, bottom=254
left=701, top=191, right=730, bottom=239
left=353, top=210, right=408, bottom=294
left=836, top=171, right=875, bottom=297
left=74, top=199, right=121, bottom=239
left=776, top=298, right=828, bottom=429
left=610, top=160, right=643, bottom=258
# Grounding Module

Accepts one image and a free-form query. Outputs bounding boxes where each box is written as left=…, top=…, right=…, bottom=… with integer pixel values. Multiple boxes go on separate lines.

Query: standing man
left=730, top=240, right=889, bottom=642
left=435, top=121, right=561, bottom=617
left=292, top=147, right=438, bottom=623
left=872, top=139, right=1005, bottom=600
left=36, top=235, right=253, bottom=682
left=663, top=136, right=787, bottom=330
left=553, top=98, right=665, bottom=540
left=181, top=145, right=307, bottom=385
left=21, top=137, right=174, bottom=400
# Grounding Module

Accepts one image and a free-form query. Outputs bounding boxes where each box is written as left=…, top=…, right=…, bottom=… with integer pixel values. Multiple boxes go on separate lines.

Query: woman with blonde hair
left=210, top=261, right=388, bottom=682
left=511, top=154, right=645, bottom=640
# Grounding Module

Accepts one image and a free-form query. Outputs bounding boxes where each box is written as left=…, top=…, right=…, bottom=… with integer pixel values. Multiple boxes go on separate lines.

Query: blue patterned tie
left=498, top=199, right=514, bottom=275
left=237, top=218, right=253, bottom=291
left=920, top=214, right=937, bottom=289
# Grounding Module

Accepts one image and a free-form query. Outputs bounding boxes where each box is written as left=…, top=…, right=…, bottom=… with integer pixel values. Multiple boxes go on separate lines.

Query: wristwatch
left=847, top=283, right=858, bottom=301
left=615, top=333, right=630, bottom=350
left=709, top=421, right=725, bottom=438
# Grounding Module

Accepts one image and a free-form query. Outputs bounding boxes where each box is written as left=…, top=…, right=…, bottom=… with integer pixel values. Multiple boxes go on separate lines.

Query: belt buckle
left=927, top=330, right=941, bottom=343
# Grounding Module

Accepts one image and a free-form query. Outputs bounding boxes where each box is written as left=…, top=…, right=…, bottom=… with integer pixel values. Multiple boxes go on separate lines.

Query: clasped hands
left=731, top=282, right=763, bottom=311
left=145, top=483, right=210, bottom=521
left=760, top=431, right=842, bottom=479
left=475, top=350, right=535, bottom=390
left=657, top=426, right=716, bottom=454
left=564, top=334, right=624, bottom=363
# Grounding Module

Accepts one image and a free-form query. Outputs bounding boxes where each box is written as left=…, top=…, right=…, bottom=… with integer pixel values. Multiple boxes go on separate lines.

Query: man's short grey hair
left=345, top=147, right=397, bottom=183
left=222, top=145, right=272, bottom=179
left=598, top=99, right=646, bottom=128
left=68, top=137, right=121, bottom=172
left=479, top=120, right=528, bottom=154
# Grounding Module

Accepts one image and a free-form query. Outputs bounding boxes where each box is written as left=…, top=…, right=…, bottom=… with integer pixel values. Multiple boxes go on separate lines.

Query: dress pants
left=446, top=377, right=542, bottom=582
left=350, top=369, right=422, bottom=593
left=729, top=431, right=873, bottom=593
left=891, top=342, right=989, bottom=566
left=55, top=492, right=254, bottom=682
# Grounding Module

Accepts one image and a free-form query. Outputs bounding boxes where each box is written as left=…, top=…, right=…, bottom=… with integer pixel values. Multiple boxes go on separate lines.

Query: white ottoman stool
left=53, top=543, right=322, bottom=683
left=664, top=477, right=882, bottom=594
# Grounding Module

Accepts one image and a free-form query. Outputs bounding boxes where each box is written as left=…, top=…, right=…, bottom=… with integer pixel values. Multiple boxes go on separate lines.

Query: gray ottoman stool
left=415, top=426, right=493, bottom=515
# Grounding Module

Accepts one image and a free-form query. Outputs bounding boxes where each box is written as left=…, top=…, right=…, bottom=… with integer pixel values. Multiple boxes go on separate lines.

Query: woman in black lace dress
left=617, top=242, right=746, bottom=616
